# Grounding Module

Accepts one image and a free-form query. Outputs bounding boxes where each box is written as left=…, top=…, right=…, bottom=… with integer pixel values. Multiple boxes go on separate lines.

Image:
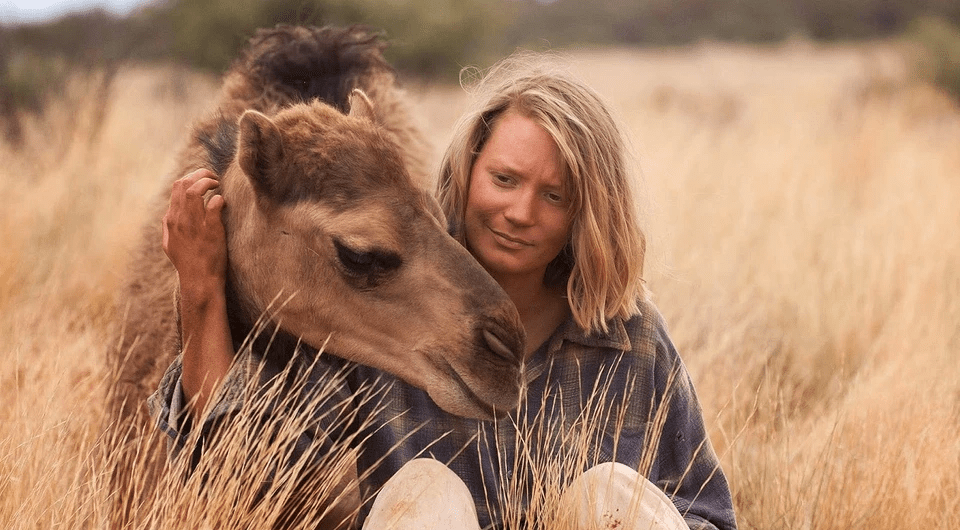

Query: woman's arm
left=161, top=168, right=234, bottom=419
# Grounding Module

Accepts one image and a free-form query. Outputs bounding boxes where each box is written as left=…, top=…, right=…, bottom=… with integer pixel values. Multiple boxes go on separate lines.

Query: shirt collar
left=553, top=312, right=632, bottom=352
left=522, top=312, right=633, bottom=385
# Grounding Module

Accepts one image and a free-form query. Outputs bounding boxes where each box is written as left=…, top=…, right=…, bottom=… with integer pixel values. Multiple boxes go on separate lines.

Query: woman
left=151, top=53, right=737, bottom=530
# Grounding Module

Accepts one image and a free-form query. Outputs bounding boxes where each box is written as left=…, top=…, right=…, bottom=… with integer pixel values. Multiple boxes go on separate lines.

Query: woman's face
left=464, top=109, right=572, bottom=287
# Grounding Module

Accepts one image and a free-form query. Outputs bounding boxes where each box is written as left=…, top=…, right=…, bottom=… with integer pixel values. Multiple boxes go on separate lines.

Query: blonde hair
left=436, top=52, right=647, bottom=335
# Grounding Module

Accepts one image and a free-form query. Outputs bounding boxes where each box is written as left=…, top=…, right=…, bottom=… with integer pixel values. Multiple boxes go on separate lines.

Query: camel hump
left=238, top=24, right=392, bottom=112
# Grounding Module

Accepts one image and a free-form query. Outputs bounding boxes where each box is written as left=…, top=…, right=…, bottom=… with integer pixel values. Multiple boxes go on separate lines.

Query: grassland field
left=1, top=40, right=958, bottom=529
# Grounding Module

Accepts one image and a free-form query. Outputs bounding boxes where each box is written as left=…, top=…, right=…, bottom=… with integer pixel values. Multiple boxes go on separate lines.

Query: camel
left=106, top=24, right=525, bottom=526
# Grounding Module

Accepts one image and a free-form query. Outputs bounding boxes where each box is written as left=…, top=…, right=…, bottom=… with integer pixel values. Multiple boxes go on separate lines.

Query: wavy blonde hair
left=436, top=52, right=648, bottom=335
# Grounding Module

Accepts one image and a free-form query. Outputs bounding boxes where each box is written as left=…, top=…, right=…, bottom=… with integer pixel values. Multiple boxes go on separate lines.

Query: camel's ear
left=347, top=89, right=376, bottom=122
left=238, top=110, right=284, bottom=200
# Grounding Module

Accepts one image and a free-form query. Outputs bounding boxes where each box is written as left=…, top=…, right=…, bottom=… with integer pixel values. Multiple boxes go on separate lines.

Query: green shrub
left=347, top=0, right=506, bottom=78
left=0, top=49, right=70, bottom=113
left=159, top=0, right=503, bottom=79
left=906, top=15, right=960, bottom=98
left=0, top=9, right=129, bottom=125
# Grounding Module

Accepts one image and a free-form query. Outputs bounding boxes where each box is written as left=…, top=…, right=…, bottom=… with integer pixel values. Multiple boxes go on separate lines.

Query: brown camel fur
left=106, top=25, right=525, bottom=527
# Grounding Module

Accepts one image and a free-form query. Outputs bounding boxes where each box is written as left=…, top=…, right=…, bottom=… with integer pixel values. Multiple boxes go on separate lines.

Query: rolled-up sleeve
left=146, top=356, right=190, bottom=450
left=147, top=352, right=251, bottom=460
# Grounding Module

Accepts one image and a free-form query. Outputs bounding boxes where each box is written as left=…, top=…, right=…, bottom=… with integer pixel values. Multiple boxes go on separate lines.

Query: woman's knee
left=362, top=458, right=479, bottom=530
left=559, top=462, right=687, bottom=530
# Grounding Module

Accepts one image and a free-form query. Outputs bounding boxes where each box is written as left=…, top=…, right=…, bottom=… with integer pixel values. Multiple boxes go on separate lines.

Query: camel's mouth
left=433, top=359, right=510, bottom=421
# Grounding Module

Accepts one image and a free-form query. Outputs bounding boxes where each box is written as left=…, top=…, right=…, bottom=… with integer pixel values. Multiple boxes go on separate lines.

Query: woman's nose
left=503, top=191, right=536, bottom=226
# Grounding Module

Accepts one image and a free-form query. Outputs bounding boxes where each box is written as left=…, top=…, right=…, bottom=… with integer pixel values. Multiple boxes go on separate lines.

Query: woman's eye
left=545, top=192, right=564, bottom=204
left=492, top=173, right=513, bottom=186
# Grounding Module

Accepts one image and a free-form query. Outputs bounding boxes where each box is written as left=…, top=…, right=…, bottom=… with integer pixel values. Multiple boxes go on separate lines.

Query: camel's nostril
left=482, top=328, right=520, bottom=363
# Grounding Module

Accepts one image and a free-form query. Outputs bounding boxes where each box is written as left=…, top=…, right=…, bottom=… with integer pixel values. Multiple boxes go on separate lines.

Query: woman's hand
left=162, top=168, right=227, bottom=299
left=162, top=168, right=234, bottom=417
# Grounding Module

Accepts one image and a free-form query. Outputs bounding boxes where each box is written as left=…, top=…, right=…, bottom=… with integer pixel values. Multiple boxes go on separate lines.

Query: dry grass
left=2, top=40, right=959, bottom=529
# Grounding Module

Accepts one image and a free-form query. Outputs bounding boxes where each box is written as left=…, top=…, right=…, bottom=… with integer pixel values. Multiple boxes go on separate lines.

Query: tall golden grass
left=2, top=41, right=958, bottom=529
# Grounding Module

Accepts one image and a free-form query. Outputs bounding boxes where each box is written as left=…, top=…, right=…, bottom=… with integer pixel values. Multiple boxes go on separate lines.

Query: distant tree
left=907, top=15, right=960, bottom=98
left=3, top=0, right=960, bottom=86
left=156, top=0, right=502, bottom=77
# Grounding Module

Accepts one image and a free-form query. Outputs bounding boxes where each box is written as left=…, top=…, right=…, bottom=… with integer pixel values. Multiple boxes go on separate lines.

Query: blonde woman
left=152, top=52, right=737, bottom=530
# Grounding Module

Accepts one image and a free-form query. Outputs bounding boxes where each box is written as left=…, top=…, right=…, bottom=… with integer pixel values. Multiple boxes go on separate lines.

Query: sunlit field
left=2, top=41, right=958, bottom=529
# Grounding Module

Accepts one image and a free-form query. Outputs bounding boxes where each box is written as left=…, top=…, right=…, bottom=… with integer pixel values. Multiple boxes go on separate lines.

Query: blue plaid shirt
left=149, top=298, right=737, bottom=530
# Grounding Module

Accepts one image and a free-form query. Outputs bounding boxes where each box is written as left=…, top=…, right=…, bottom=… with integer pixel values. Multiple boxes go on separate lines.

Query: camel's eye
left=334, top=239, right=402, bottom=286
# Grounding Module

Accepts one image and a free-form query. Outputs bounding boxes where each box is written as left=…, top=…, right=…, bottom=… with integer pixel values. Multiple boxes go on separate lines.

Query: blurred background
left=2, top=0, right=959, bottom=121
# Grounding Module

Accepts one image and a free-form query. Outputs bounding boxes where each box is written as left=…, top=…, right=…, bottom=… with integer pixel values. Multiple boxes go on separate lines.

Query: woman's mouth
left=490, top=228, right=533, bottom=249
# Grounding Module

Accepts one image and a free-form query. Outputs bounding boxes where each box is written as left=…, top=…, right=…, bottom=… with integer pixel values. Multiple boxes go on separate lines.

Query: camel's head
left=220, top=92, right=525, bottom=419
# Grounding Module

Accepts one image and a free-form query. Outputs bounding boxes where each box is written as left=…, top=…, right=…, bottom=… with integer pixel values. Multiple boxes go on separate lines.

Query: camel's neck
left=224, top=278, right=300, bottom=366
